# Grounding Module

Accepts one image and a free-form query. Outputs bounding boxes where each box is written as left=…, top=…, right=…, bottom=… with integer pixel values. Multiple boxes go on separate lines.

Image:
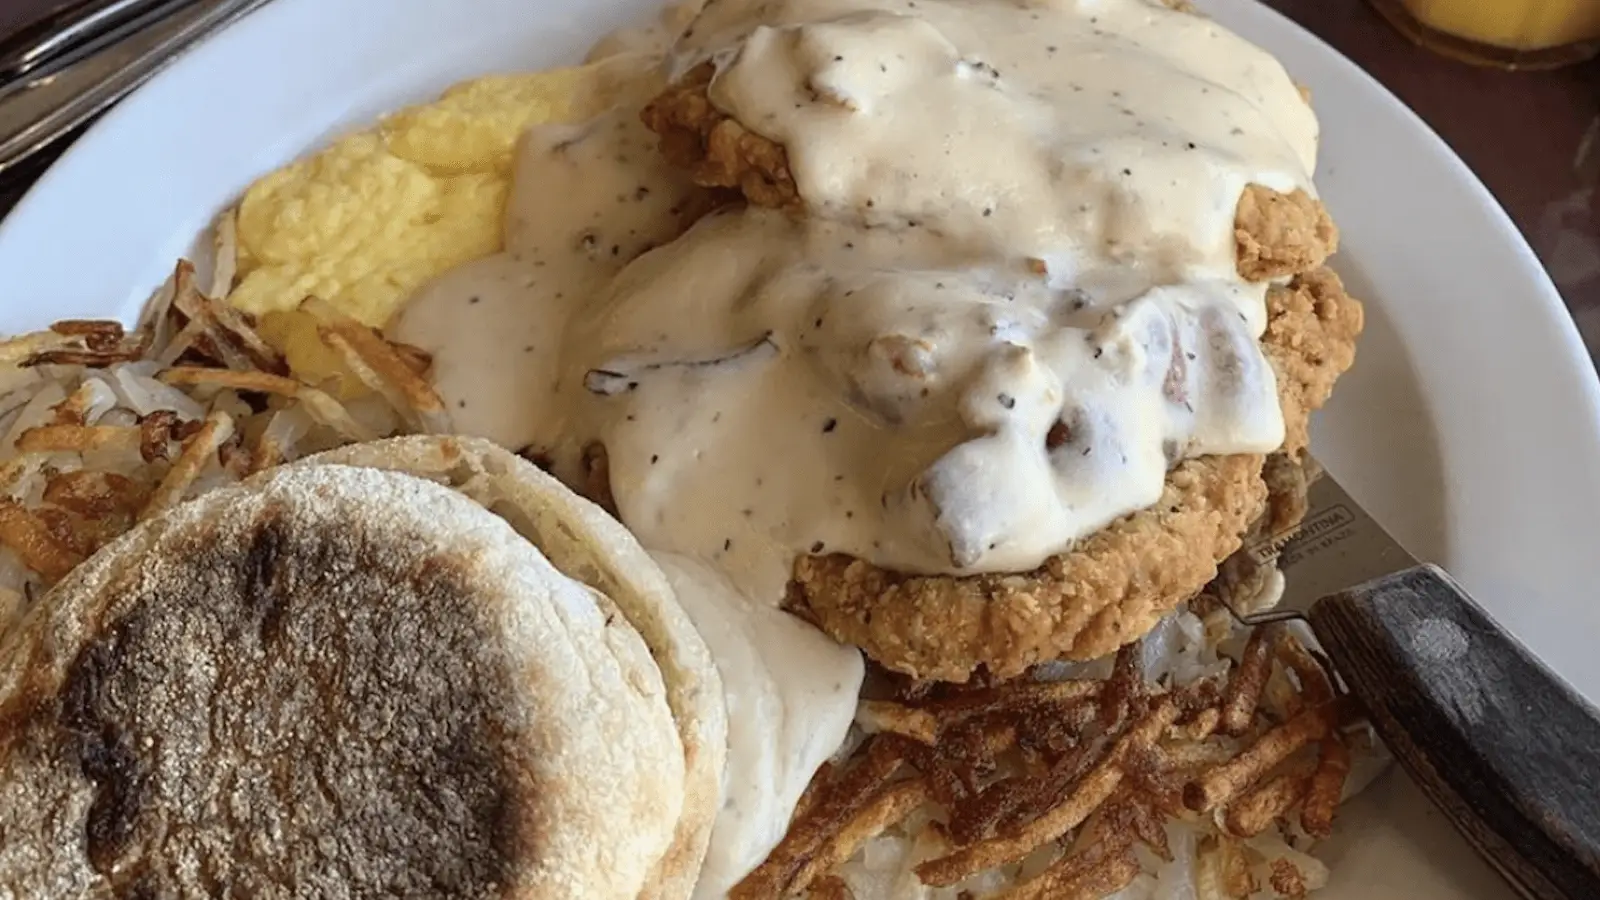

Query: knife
left=1235, top=463, right=1600, bottom=900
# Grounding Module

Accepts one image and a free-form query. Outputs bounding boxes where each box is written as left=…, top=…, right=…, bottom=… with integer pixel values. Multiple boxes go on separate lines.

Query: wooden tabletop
left=3, top=0, right=1599, bottom=362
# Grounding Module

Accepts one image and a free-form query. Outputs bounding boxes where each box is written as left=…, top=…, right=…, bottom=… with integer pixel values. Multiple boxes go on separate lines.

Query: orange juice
left=1373, top=0, right=1600, bottom=67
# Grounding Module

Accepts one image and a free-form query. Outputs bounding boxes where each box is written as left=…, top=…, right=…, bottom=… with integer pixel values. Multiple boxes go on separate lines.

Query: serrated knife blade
left=1224, top=459, right=1600, bottom=900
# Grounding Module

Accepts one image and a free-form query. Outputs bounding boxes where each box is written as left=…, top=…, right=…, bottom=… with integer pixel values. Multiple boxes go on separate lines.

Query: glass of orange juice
left=1369, top=0, right=1600, bottom=69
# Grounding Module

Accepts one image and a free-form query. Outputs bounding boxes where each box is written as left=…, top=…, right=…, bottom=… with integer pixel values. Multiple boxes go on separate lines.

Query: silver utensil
left=1227, top=463, right=1600, bottom=900
left=0, top=0, right=199, bottom=84
left=0, top=0, right=272, bottom=179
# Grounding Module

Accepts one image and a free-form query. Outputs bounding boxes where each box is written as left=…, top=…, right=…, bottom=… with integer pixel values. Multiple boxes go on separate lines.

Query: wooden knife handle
left=1308, top=564, right=1600, bottom=900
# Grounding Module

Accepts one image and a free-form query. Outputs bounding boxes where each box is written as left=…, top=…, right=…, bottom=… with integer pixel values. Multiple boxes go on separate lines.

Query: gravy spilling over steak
left=398, top=0, right=1326, bottom=600
left=386, top=0, right=1356, bottom=882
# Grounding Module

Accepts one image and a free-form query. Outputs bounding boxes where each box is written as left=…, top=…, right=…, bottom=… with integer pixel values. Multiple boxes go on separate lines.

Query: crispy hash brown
left=786, top=271, right=1364, bottom=682
left=0, top=230, right=447, bottom=639
left=736, top=620, right=1374, bottom=900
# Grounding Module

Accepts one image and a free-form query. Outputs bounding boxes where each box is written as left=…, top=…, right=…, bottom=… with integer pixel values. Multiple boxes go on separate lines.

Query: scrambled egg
left=228, top=55, right=649, bottom=392
left=231, top=57, right=643, bottom=328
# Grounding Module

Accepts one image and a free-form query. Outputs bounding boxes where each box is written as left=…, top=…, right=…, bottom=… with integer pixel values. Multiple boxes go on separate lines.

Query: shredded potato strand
left=0, top=239, right=453, bottom=618
left=746, top=619, right=1365, bottom=898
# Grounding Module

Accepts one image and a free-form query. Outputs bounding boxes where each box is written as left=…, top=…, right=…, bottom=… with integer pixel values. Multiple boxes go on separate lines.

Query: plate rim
left=2, top=0, right=1598, bottom=664
left=4, top=0, right=1593, bottom=430
left=0, top=2, right=1585, bottom=897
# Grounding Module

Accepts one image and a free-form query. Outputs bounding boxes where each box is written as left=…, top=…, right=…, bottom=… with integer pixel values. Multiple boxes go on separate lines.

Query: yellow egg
left=257, top=309, right=365, bottom=399
left=226, top=58, right=641, bottom=328
left=383, top=71, right=583, bottom=175
left=236, top=135, right=432, bottom=267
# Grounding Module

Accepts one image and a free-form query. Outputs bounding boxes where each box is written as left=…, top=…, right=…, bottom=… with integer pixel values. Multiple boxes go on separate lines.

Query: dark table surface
left=3, top=0, right=1599, bottom=361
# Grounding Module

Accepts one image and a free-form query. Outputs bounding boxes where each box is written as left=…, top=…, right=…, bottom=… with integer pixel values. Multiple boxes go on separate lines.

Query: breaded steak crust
left=642, top=64, right=804, bottom=212
left=641, top=62, right=1361, bottom=683
left=641, top=64, right=1341, bottom=280
left=786, top=271, right=1363, bottom=682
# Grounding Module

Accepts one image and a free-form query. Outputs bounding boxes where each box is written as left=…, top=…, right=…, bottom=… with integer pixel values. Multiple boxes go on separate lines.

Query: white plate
left=1, top=0, right=1595, bottom=896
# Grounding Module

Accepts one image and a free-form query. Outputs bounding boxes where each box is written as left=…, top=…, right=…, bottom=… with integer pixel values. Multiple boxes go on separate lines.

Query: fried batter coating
left=1234, top=186, right=1340, bottom=282
left=788, top=454, right=1265, bottom=683
left=641, top=68, right=1336, bottom=281
left=1199, top=449, right=1318, bottom=616
left=640, top=64, right=802, bottom=212
left=1262, top=266, right=1363, bottom=455
left=787, top=269, right=1364, bottom=682
left=641, top=47, right=1358, bottom=680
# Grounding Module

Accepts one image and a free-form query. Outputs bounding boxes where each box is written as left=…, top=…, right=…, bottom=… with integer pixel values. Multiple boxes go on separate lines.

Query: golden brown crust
left=1234, top=186, right=1339, bottom=283
left=787, top=270, right=1364, bottom=682
left=641, top=73, right=1336, bottom=282
left=640, top=64, right=801, bottom=212
left=1201, top=451, right=1316, bottom=620
left=643, top=56, right=1359, bottom=682
left=1262, top=266, right=1364, bottom=455
left=754, top=626, right=1356, bottom=897
left=789, top=454, right=1266, bottom=683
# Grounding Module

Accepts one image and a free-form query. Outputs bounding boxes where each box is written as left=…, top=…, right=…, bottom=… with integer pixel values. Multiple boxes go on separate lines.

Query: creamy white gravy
left=586, top=0, right=710, bottom=63
left=400, top=60, right=705, bottom=448
left=680, top=0, right=1318, bottom=284
left=653, top=552, right=863, bottom=898
left=394, top=0, right=1320, bottom=890
left=542, top=206, right=1287, bottom=600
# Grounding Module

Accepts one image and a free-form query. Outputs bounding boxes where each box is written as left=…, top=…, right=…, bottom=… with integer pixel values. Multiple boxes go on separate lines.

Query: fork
left=0, top=0, right=197, bottom=85
left=0, top=0, right=272, bottom=179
